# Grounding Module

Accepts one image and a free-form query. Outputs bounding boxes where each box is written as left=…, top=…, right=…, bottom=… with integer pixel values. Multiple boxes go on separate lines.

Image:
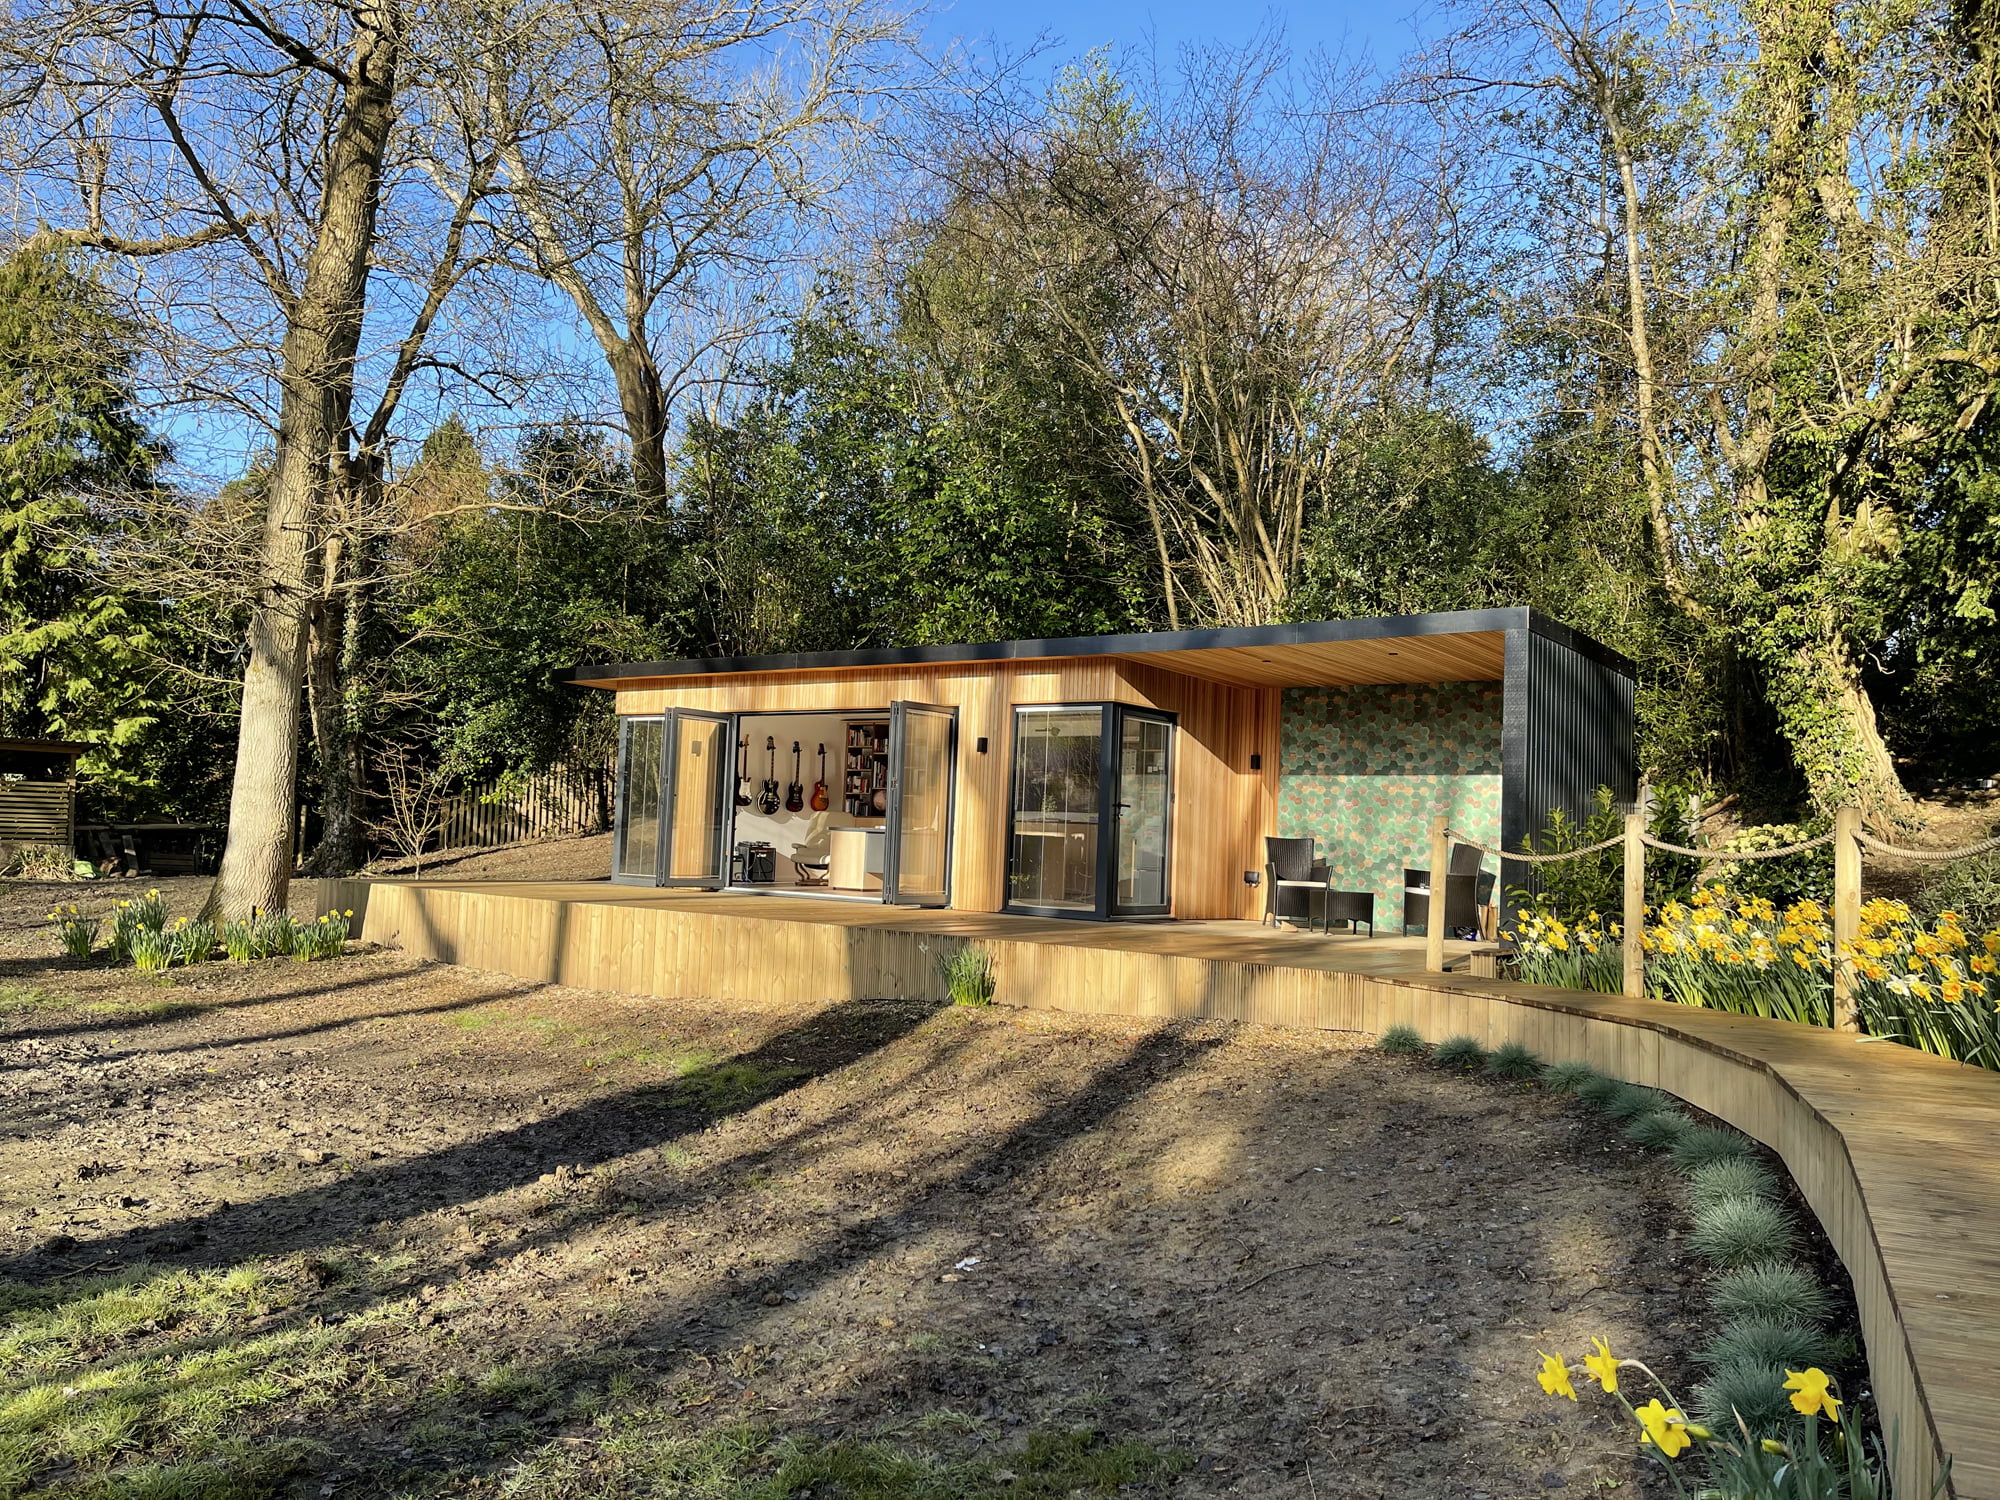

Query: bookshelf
left=843, top=719, right=890, bottom=818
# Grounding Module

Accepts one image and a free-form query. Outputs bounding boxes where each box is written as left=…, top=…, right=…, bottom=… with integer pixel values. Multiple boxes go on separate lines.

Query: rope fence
left=1422, top=805, right=1998, bottom=1029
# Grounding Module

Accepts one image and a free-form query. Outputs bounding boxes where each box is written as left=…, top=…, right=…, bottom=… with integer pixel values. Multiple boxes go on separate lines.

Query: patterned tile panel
left=1277, top=683, right=1504, bottom=926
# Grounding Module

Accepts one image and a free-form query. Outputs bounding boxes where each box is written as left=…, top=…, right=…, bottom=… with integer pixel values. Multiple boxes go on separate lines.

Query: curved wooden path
left=320, top=878, right=2000, bottom=1499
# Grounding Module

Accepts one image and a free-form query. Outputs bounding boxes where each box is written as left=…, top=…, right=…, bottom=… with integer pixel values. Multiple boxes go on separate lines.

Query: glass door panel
left=1008, top=707, right=1105, bottom=912
left=1114, top=711, right=1173, bottom=914
left=614, top=717, right=665, bottom=882
left=883, top=701, right=957, bottom=906
left=660, top=710, right=733, bottom=887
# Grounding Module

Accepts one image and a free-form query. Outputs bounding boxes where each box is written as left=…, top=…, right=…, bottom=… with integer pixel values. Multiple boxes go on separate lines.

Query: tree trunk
left=204, top=4, right=399, bottom=920
left=606, top=337, right=671, bottom=507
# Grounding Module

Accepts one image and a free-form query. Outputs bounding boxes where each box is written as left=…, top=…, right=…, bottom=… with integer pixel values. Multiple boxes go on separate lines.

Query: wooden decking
left=319, top=877, right=2000, bottom=1500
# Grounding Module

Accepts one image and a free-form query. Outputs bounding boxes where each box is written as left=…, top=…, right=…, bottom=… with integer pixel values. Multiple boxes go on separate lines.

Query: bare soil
left=1, top=875, right=1723, bottom=1498
left=361, top=831, right=615, bottom=882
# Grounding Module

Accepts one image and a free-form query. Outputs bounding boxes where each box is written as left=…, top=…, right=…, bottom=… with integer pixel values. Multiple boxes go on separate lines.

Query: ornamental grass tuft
left=1431, top=1035, right=1486, bottom=1070
left=1695, top=1315, right=1830, bottom=1373
left=1687, top=1158, right=1780, bottom=1213
left=1376, top=1025, right=1426, bottom=1055
left=1573, top=1072, right=1624, bottom=1107
left=1540, top=1059, right=1599, bottom=1093
left=1709, top=1263, right=1834, bottom=1327
left=1624, top=1108, right=1694, bottom=1148
left=1692, top=1356, right=1793, bottom=1434
left=1671, top=1124, right=1754, bottom=1172
left=1484, top=1041, right=1542, bottom=1079
left=1602, top=1082, right=1670, bottom=1121
left=1688, top=1196, right=1797, bottom=1269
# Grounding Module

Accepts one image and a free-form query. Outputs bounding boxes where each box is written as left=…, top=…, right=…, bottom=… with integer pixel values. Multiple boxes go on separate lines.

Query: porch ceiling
left=1115, top=630, right=1505, bottom=688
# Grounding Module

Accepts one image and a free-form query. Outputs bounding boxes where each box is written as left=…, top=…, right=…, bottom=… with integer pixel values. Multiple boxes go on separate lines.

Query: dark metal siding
left=1500, top=628, right=1637, bottom=908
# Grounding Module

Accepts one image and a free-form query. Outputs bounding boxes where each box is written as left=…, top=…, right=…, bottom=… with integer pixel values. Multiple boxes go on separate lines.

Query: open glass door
left=613, top=717, right=665, bottom=883
left=658, top=710, right=734, bottom=887
left=883, top=701, right=956, bottom=906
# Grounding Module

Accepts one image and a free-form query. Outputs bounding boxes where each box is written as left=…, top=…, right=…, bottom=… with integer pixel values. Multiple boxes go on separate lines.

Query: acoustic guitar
left=757, top=737, right=781, bottom=814
left=734, top=737, right=752, bottom=807
left=785, top=741, right=805, bottom=813
left=809, top=744, right=829, bottom=811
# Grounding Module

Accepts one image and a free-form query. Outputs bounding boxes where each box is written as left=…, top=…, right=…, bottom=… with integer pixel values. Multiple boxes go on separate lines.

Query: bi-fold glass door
left=883, top=700, right=957, bottom=907
left=1005, top=704, right=1174, bottom=919
left=613, top=710, right=734, bottom=886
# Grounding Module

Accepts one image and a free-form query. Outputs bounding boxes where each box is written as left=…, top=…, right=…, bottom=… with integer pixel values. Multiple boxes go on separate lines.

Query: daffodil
left=1634, top=1398, right=1692, bottom=1457
left=1582, top=1337, right=1619, bottom=1393
left=1783, top=1367, right=1842, bottom=1421
left=1535, top=1351, right=1575, bottom=1400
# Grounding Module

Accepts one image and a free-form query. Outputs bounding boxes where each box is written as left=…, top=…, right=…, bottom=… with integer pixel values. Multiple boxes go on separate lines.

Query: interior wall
left=1276, top=682, right=1504, bottom=926
left=728, top=710, right=870, bottom=882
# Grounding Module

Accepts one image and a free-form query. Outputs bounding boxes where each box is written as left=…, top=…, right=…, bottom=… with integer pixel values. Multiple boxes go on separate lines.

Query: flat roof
left=562, top=607, right=1634, bottom=692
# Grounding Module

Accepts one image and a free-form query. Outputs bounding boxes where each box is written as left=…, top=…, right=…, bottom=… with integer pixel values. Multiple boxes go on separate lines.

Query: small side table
left=1313, top=888, right=1375, bottom=937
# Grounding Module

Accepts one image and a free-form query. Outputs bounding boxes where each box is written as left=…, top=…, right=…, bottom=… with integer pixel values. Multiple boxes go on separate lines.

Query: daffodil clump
left=1534, top=1340, right=1907, bottom=1498
left=44, top=904, right=100, bottom=959
left=1645, top=887, right=1834, bottom=1026
left=290, top=909, right=355, bottom=961
left=1506, top=908, right=1623, bottom=994
left=107, top=887, right=171, bottom=960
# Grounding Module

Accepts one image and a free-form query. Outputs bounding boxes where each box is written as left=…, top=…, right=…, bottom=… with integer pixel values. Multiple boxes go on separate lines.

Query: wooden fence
left=436, top=763, right=611, bottom=851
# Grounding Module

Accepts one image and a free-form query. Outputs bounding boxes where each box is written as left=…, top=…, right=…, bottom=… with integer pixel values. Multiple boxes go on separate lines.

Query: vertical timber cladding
left=616, top=657, right=1273, bottom=919
left=1499, top=624, right=1638, bottom=912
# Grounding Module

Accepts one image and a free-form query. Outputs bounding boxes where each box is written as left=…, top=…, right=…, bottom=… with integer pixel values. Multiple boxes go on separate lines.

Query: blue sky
left=924, top=0, right=1432, bottom=73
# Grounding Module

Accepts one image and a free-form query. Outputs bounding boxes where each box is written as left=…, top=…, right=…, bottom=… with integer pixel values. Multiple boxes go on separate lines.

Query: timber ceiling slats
left=1111, top=632, right=1506, bottom=688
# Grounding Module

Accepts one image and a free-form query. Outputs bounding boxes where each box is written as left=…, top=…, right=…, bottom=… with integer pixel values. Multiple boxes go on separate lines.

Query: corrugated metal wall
left=1499, top=627, right=1636, bottom=907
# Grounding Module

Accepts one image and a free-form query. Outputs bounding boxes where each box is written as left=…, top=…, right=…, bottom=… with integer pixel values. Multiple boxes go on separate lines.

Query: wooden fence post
left=1833, top=805, right=1862, bottom=1032
left=1426, top=815, right=1449, bottom=974
left=1623, top=810, right=1646, bottom=999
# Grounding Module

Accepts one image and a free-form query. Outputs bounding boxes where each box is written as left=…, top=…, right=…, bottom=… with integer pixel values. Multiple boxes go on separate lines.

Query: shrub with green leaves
left=1913, top=848, right=2000, bottom=934
left=1625, top=1108, right=1693, bottom=1148
left=935, top=946, right=994, bottom=1007
left=1432, top=1035, right=1485, bottom=1070
left=1541, top=1059, right=1599, bottom=1093
left=1377, top=1024, right=1426, bottom=1055
left=1671, top=1124, right=1754, bottom=1172
left=1709, top=1263, right=1834, bottom=1327
left=1688, top=1158, right=1780, bottom=1213
left=1689, top=1196, right=1798, bottom=1268
left=1484, top=1041, right=1541, bottom=1079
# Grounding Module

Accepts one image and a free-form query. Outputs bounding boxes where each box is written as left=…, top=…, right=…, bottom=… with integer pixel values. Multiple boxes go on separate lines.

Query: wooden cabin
left=0, top=738, right=86, bottom=865
left=563, top=608, right=1635, bottom=923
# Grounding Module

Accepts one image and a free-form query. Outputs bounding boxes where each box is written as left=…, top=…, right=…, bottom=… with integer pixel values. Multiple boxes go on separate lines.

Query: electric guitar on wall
left=735, top=737, right=752, bottom=807
left=785, top=741, right=805, bottom=813
left=758, top=737, right=781, bottom=814
left=809, top=744, right=830, bottom=811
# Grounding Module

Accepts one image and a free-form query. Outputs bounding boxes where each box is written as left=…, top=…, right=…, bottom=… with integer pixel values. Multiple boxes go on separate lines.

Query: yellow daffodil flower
left=1582, top=1337, right=1619, bottom=1393
left=1634, top=1398, right=1692, bottom=1457
left=1783, top=1367, right=1842, bottom=1421
left=1536, top=1351, right=1576, bottom=1400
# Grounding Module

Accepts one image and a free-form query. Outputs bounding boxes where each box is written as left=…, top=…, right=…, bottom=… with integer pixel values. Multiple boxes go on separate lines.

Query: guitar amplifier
left=734, top=841, right=777, bottom=884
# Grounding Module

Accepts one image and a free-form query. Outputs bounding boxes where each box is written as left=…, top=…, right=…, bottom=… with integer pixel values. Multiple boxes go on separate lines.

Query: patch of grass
left=1431, top=1035, right=1486, bottom=1070
left=1484, top=1041, right=1541, bottom=1080
left=1693, top=1357, right=1793, bottom=1434
left=1376, top=1025, right=1426, bottom=1056
left=1540, top=1059, right=1600, bottom=1093
left=1624, top=1108, right=1693, bottom=1148
left=1709, top=1263, right=1834, bottom=1327
left=936, top=947, right=996, bottom=1008
left=1670, top=1124, right=1755, bottom=1172
left=1687, top=1158, right=1780, bottom=1213
left=1600, top=1082, right=1670, bottom=1121
left=1688, top=1196, right=1798, bottom=1269
left=1695, top=1316, right=1831, bottom=1372
left=672, top=1058, right=809, bottom=1113
left=0, top=985, right=64, bottom=1018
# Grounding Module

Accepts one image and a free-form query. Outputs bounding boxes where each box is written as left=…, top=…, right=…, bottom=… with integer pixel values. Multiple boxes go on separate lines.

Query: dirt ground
left=3, top=877, right=1739, bottom=1499
left=363, top=831, right=614, bottom=882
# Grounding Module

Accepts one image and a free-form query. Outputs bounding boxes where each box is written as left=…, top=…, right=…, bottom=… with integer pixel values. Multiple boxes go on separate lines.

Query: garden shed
left=563, top=607, right=1636, bottom=923
left=0, top=738, right=86, bottom=866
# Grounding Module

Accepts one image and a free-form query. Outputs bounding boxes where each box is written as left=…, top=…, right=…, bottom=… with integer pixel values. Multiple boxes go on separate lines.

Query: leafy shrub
left=46, top=905, right=99, bottom=959
left=1671, top=1125, right=1754, bottom=1172
left=1484, top=1041, right=1541, bottom=1079
left=292, top=911, right=353, bottom=962
left=1689, top=1197, right=1797, bottom=1268
left=1540, top=1059, right=1599, bottom=1092
left=935, top=946, right=995, bottom=1007
left=1625, top=1108, right=1693, bottom=1148
left=1913, top=848, right=2000, bottom=934
left=1376, top=1025, right=1426, bottom=1055
left=1712, top=821, right=1834, bottom=909
left=1431, top=1035, right=1485, bottom=1070
left=1602, top=1082, right=1670, bottom=1121
left=1508, top=784, right=1699, bottom=923
left=1710, top=1264, right=1833, bottom=1327
left=1687, top=1158, right=1780, bottom=1213
left=1693, top=1356, right=1793, bottom=1433
left=1696, top=1316, right=1830, bottom=1373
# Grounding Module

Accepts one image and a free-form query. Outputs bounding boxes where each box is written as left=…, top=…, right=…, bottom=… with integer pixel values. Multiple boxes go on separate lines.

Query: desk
left=828, top=827, right=884, bottom=891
